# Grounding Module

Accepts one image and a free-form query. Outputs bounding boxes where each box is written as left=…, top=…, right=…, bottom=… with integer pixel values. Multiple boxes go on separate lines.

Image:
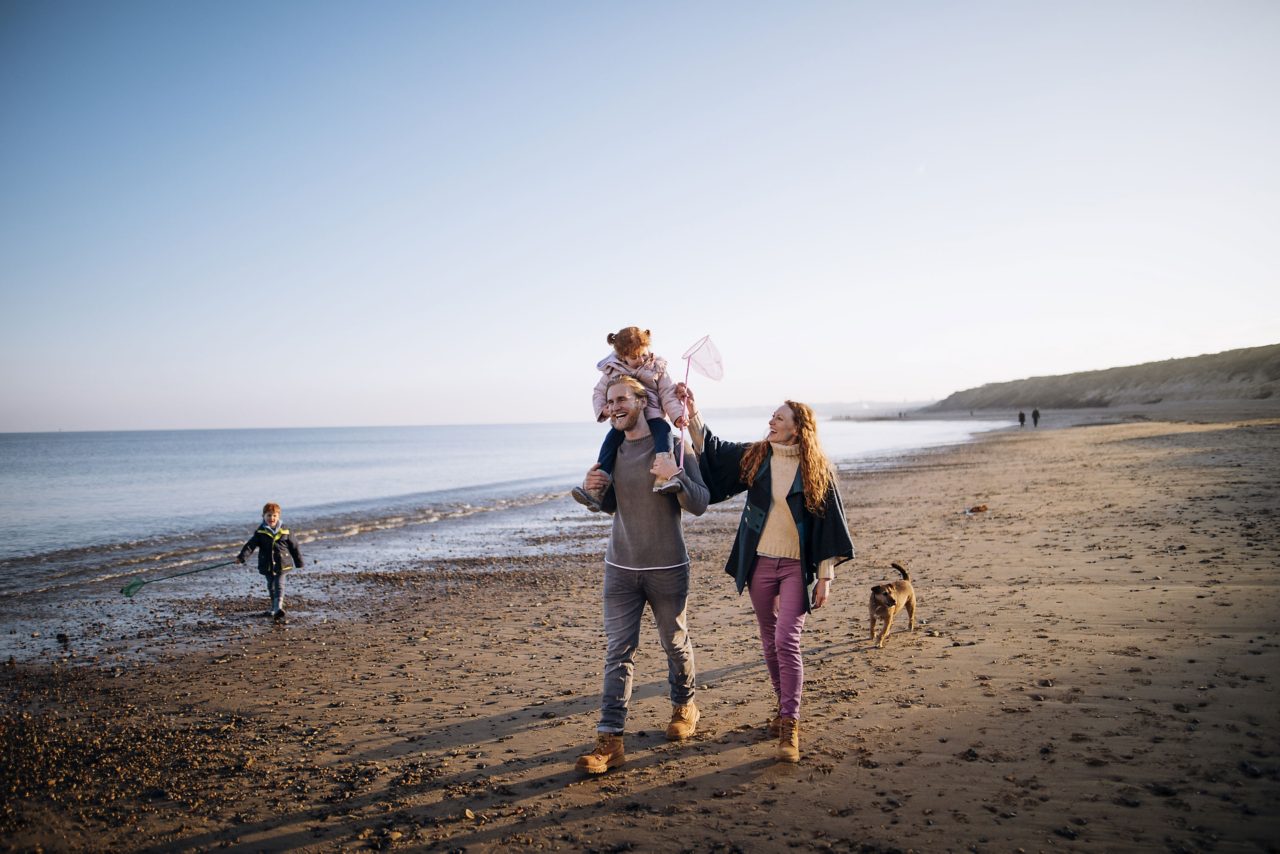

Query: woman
left=680, top=384, right=854, bottom=763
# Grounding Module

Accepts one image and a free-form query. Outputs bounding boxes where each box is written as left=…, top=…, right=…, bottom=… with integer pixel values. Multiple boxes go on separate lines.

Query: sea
left=0, top=415, right=1009, bottom=663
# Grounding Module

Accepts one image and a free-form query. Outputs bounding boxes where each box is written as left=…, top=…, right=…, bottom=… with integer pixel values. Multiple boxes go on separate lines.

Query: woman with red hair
left=679, top=384, right=854, bottom=763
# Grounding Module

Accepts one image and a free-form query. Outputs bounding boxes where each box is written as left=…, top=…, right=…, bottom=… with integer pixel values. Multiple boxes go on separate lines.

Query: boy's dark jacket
left=697, top=422, right=854, bottom=612
left=238, top=525, right=304, bottom=576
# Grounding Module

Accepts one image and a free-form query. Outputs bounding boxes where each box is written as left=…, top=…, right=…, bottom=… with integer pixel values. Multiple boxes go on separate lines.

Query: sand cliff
left=929, top=343, right=1280, bottom=411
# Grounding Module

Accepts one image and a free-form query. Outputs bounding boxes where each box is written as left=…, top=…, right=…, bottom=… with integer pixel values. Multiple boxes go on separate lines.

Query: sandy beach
left=4, top=414, right=1279, bottom=852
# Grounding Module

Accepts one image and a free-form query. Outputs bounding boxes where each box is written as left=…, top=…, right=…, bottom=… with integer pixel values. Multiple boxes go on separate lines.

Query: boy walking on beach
left=574, top=376, right=710, bottom=774
left=237, top=502, right=304, bottom=622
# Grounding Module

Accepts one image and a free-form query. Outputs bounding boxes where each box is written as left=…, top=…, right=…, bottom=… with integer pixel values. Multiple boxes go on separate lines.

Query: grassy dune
left=928, top=343, right=1280, bottom=411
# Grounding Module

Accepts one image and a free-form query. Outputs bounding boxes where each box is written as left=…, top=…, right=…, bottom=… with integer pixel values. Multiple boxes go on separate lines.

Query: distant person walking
left=1032, top=408, right=1040, bottom=427
left=1018, top=411, right=1026, bottom=428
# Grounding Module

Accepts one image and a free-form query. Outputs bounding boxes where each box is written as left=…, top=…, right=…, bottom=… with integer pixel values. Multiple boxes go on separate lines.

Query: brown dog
left=869, top=562, right=916, bottom=648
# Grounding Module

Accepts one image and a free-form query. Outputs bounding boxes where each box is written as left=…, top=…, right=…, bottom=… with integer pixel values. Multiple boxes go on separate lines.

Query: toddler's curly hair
left=607, top=326, right=651, bottom=359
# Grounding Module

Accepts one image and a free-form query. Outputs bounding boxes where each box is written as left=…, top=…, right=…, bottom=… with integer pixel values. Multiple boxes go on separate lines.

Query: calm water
left=0, top=416, right=1009, bottom=603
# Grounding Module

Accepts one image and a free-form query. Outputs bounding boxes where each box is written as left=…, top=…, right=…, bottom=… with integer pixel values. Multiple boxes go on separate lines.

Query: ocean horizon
left=0, top=414, right=1009, bottom=663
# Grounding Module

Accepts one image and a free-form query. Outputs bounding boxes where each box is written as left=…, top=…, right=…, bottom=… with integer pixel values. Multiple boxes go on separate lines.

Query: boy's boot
left=665, top=702, right=699, bottom=740
left=575, top=732, right=625, bottom=774
left=777, top=717, right=800, bottom=763
left=651, top=452, right=683, bottom=494
left=570, top=473, right=610, bottom=512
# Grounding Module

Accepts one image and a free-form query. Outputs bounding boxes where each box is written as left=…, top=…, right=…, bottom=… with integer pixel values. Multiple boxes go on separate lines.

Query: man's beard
left=612, top=407, right=642, bottom=433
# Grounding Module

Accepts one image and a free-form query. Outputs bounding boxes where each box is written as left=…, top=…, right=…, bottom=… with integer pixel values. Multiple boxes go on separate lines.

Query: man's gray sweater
left=604, top=436, right=709, bottom=570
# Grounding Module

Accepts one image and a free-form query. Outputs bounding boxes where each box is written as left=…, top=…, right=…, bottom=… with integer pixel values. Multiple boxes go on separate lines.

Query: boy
left=237, top=502, right=304, bottom=621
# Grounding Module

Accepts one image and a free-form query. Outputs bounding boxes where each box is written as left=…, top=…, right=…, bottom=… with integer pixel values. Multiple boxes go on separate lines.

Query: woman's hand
left=813, top=579, right=833, bottom=609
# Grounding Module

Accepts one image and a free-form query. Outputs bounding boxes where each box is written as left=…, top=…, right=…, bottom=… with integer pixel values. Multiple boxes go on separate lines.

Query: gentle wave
left=0, top=487, right=568, bottom=600
left=0, top=417, right=1010, bottom=601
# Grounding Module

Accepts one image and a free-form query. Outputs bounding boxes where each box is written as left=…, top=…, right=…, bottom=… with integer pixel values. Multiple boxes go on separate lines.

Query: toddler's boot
left=570, top=473, right=610, bottom=512
left=652, top=452, right=683, bottom=494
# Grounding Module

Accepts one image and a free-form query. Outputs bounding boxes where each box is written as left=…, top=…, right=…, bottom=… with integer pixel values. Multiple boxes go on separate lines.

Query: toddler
left=572, top=326, right=685, bottom=511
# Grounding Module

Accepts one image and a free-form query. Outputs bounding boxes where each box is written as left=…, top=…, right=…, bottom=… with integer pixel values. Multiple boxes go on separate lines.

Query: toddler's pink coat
left=591, top=352, right=684, bottom=424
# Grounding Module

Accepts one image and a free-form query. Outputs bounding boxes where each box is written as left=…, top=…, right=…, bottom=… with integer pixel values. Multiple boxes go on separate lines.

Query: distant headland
left=924, top=343, right=1280, bottom=412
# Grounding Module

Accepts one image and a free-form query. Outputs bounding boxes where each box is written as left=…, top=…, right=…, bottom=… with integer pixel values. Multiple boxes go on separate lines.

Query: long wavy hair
left=739, top=401, right=833, bottom=515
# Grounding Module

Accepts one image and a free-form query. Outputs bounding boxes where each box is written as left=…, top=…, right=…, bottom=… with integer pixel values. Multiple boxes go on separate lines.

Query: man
left=575, top=375, right=709, bottom=774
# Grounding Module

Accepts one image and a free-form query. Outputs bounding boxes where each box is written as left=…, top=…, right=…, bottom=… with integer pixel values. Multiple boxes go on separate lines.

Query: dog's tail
left=890, top=562, right=910, bottom=580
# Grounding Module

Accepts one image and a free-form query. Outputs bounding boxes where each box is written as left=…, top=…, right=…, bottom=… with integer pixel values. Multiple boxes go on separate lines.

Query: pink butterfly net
left=682, top=335, right=724, bottom=382
left=676, top=335, right=723, bottom=468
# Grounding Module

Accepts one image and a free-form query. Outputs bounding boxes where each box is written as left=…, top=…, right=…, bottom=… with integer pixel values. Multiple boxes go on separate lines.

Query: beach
left=3, top=413, right=1279, bottom=852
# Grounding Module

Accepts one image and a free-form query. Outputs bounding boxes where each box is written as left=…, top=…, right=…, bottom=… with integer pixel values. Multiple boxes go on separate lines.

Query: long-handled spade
left=120, top=560, right=237, bottom=597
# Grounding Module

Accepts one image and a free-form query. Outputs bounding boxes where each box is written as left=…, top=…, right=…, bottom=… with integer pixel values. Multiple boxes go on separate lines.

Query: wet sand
left=3, top=415, right=1279, bottom=852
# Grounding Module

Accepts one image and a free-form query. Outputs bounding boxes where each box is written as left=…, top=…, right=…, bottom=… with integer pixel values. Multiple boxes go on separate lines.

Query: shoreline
left=914, top=397, right=1280, bottom=425
left=0, top=419, right=1004, bottom=667
left=0, top=415, right=1004, bottom=571
left=3, top=411, right=1279, bottom=851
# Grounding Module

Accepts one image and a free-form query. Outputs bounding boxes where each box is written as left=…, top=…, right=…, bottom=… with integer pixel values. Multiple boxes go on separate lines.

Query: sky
left=2, top=0, right=1278, bottom=431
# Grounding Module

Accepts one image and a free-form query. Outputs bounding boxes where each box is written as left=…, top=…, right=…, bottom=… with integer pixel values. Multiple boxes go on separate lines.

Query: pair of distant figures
left=1018, top=409, right=1041, bottom=428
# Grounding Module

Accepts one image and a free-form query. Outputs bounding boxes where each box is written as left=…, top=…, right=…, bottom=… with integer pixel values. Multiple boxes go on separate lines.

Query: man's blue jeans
left=598, top=563, right=696, bottom=733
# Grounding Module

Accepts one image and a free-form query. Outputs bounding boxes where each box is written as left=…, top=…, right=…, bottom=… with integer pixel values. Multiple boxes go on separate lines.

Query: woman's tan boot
left=777, top=717, right=800, bottom=763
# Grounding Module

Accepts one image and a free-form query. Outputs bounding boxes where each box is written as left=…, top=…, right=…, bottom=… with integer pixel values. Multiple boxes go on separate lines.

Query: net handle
left=120, top=560, right=238, bottom=597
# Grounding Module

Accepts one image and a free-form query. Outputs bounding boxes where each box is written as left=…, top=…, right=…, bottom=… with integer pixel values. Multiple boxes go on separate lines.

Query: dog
left=869, top=562, right=917, bottom=648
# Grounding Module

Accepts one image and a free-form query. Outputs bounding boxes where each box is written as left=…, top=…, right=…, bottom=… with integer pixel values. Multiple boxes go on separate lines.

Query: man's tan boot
left=575, top=732, right=625, bottom=774
left=666, top=702, right=699, bottom=741
left=777, top=716, right=800, bottom=763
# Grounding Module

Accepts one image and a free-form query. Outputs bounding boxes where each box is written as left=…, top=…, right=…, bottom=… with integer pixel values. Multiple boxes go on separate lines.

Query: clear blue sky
left=2, top=0, right=1277, bottom=431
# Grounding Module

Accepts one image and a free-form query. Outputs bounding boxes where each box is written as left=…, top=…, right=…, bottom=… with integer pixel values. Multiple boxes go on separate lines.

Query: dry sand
left=3, top=416, right=1279, bottom=853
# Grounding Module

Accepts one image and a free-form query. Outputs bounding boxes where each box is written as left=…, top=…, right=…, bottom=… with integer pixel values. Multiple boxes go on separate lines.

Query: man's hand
left=651, top=453, right=681, bottom=482
left=813, top=579, right=833, bottom=609
left=583, top=463, right=610, bottom=493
